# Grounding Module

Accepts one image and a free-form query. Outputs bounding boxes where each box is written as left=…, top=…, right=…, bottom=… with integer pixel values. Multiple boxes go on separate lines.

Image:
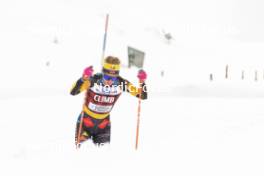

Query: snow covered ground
left=1, top=0, right=264, bottom=175
left=1, top=90, right=264, bottom=176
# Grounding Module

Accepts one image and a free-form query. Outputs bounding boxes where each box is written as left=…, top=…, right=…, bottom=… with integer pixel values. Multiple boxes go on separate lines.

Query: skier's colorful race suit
left=70, top=73, right=147, bottom=145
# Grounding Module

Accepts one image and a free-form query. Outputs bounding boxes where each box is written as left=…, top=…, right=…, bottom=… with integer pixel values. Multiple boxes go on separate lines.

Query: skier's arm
left=119, top=77, right=147, bottom=100
left=70, top=66, right=94, bottom=95
left=124, top=69, right=148, bottom=99
left=70, top=78, right=91, bottom=95
left=127, top=81, right=148, bottom=100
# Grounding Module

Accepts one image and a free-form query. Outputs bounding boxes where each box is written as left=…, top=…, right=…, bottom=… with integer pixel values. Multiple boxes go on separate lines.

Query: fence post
left=241, top=70, right=244, bottom=80
left=225, top=65, right=229, bottom=79
left=255, top=70, right=258, bottom=81
left=210, top=73, right=213, bottom=81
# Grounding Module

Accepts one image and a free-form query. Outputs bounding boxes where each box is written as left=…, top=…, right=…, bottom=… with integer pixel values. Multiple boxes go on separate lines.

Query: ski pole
left=76, top=105, right=85, bottom=149
left=135, top=80, right=143, bottom=150
left=76, top=79, right=92, bottom=149
left=101, top=14, right=109, bottom=65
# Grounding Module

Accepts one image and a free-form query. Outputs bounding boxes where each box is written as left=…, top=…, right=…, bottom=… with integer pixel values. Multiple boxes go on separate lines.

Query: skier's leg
left=75, top=114, right=91, bottom=147
left=93, top=118, right=111, bottom=145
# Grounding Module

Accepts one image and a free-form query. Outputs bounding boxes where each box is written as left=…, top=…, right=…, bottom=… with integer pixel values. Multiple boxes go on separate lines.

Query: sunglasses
left=103, top=74, right=118, bottom=81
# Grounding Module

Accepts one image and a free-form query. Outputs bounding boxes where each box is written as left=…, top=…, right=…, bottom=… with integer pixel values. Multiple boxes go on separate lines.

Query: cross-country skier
left=70, top=56, right=147, bottom=147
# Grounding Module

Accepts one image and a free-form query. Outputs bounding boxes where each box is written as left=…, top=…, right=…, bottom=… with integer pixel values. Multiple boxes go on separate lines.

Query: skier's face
left=103, top=79, right=113, bottom=86
left=103, top=74, right=117, bottom=86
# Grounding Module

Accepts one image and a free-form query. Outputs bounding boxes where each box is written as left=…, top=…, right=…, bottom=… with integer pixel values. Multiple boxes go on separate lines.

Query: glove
left=82, top=66, right=94, bottom=80
left=137, top=69, right=147, bottom=81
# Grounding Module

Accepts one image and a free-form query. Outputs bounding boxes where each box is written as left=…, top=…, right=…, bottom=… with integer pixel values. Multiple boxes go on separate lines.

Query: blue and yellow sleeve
left=70, top=78, right=91, bottom=95
left=119, top=77, right=148, bottom=100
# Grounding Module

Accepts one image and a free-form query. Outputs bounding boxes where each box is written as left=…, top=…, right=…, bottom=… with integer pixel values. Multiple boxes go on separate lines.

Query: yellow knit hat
left=102, top=56, right=121, bottom=76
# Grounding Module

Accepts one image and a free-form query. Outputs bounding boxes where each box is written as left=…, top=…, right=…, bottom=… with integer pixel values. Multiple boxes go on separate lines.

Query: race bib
left=88, top=102, right=113, bottom=113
